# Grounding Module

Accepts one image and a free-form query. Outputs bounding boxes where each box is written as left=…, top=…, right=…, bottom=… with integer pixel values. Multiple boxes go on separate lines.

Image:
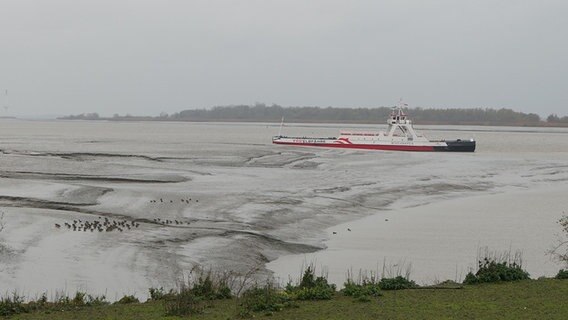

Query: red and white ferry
left=272, top=105, right=476, bottom=152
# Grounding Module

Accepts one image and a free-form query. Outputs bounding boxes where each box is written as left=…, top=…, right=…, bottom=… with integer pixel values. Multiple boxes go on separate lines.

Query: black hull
left=434, top=139, right=476, bottom=152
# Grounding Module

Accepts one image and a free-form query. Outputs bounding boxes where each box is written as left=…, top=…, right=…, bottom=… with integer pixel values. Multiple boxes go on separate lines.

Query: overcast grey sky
left=0, top=0, right=567, bottom=117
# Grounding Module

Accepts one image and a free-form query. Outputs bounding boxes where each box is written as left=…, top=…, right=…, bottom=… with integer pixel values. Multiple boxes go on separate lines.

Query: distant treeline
left=59, top=104, right=567, bottom=126
left=546, top=114, right=568, bottom=124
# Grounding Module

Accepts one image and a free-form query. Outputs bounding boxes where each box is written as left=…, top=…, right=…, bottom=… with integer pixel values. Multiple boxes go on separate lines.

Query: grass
left=10, top=278, right=568, bottom=320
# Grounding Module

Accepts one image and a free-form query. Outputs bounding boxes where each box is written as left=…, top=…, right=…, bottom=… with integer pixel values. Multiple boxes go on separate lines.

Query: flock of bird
left=148, top=197, right=197, bottom=226
left=55, top=217, right=140, bottom=233
left=152, top=218, right=191, bottom=226
left=54, top=197, right=201, bottom=232
left=149, top=197, right=199, bottom=204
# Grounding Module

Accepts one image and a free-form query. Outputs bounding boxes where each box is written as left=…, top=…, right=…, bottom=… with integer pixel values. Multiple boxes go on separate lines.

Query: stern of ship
left=434, top=139, right=476, bottom=152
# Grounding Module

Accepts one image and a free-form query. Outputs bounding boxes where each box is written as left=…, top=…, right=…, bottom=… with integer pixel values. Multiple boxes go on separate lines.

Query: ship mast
left=278, top=116, right=284, bottom=137
left=386, top=101, right=419, bottom=140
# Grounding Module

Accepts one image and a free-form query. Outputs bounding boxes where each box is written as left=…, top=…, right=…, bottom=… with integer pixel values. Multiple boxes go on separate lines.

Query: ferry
left=272, top=104, right=476, bottom=152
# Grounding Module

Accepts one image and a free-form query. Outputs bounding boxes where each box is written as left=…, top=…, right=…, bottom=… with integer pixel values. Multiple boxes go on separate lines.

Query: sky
left=0, top=0, right=567, bottom=118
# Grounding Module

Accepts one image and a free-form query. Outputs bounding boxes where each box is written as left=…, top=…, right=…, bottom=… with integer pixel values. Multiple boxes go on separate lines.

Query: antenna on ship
left=278, top=116, right=284, bottom=137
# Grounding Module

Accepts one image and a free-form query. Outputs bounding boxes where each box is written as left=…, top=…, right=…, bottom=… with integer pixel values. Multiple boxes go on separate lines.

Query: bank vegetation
left=58, top=103, right=568, bottom=127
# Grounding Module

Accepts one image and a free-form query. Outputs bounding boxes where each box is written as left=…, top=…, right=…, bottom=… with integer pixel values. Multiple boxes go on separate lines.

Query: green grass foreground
left=11, top=279, right=568, bottom=320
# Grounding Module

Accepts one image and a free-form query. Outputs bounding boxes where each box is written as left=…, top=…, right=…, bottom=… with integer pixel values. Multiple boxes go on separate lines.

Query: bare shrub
left=164, top=265, right=259, bottom=316
left=549, top=215, right=568, bottom=266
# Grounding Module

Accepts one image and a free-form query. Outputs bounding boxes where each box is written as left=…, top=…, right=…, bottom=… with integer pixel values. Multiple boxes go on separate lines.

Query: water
left=0, top=119, right=567, bottom=298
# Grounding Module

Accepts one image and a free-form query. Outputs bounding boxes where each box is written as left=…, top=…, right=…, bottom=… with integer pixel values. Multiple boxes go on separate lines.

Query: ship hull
left=433, top=140, right=476, bottom=152
left=272, top=138, right=475, bottom=152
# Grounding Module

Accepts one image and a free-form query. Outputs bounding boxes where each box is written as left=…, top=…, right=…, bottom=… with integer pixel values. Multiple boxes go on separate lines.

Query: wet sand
left=1, top=120, right=568, bottom=299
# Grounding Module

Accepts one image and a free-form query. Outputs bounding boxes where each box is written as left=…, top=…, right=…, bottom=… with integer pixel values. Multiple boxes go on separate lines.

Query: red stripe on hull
left=273, top=141, right=435, bottom=152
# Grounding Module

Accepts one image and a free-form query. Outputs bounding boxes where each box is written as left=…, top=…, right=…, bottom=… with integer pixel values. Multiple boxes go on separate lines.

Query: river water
left=0, top=119, right=567, bottom=298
